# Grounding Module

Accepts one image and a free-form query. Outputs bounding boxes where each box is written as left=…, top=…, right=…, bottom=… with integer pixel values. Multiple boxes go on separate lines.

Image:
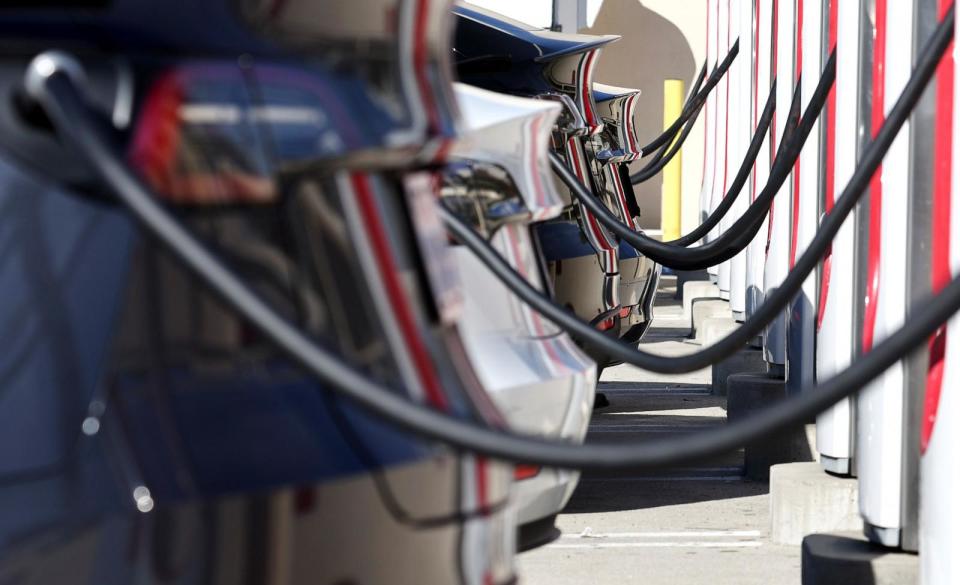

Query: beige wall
left=581, top=1, right=707, bottom=235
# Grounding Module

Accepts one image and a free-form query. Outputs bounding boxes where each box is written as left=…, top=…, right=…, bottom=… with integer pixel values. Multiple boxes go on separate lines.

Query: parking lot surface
left=518, top=276, right=802, bottom=585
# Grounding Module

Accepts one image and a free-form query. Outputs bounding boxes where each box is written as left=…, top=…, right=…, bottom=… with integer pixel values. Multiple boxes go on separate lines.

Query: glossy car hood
left=454, top=3, right=619, bottom=62
left=454, top=2, right=619, bottom=100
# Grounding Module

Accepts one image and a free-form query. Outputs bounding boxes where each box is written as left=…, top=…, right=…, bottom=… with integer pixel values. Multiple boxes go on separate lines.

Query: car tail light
left=127, top=63, right=387, bottom=205
left=513, top=464, right=541, bottom=481
left=595, top=315, right=616, bottom=331
left=128, top=67, right=279, bottom=205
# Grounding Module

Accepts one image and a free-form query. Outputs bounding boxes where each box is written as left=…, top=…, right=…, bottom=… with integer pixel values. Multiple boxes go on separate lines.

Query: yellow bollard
left=661, top=79, right=684, bottom=242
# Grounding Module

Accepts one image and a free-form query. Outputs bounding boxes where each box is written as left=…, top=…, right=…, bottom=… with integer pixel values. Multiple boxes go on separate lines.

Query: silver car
left=443, top=83, right=597, bottom=546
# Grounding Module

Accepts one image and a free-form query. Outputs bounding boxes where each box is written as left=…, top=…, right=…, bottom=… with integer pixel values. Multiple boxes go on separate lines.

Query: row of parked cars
left=0, top=0, right=661, bottom=582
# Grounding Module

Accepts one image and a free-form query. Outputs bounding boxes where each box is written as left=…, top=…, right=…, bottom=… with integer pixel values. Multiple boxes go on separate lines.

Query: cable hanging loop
left=664, top=78, right=777, bottom=245
left=639, top=39, right=741, bottom=156
left=627, top=64, right=708, bottom=177
left=561, top=49, right=834, bottom=271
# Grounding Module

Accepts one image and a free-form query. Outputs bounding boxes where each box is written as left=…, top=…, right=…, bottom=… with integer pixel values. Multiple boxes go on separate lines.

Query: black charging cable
left=23, top=8, right=953, bottom=470
left=630, top=95, right=707, bottom=184
left=665, top=80, right=777, bottom=246
left=628, top=62, right=708, bottom=174
left=566, top=49, right=833, bottom=271
left=631, top=78, right=776, bottom=237
left=639, top=40, right=740, bottom=157
left=683, top=60, right=709, bottom=120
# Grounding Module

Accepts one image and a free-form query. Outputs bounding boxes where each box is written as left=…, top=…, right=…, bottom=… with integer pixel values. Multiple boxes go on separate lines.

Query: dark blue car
left=0, top=1, right=515, bottom=583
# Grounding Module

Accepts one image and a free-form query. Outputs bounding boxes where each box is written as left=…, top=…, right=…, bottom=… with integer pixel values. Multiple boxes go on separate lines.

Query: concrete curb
left=697, top=316, right=739, bottom=346
left=682, top=281, right=721, bottom=319
left=690, top=299, right=730, bottom=338
left=770, top=462, right=861, bottom=545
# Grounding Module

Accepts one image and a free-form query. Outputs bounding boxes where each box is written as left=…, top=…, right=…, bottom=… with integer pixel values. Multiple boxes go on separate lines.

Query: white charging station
left=746, top=0, right=774, bottom=330
left=764, top=0, right=797, bottom=370
left=700, top=0, right=720, bottom=249
left=815, top=0, right=860, bottom=477
left=718, top=0, right=739, bottom=300
left=919, top=206, right=960, bottom=578
left=728, top=0, right=753, bottom=320
left=785, top=0, right=823, bottom=396
left=708, top=0, right=731, bottom=285
left=920, top=2, right=958, bottom=576
left=856, top=0, right=915, bottom=549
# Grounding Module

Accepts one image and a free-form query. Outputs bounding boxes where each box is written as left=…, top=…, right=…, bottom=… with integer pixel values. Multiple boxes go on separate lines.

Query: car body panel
left=446, top=84, right=596, bottom=526
left=587, top=87, right=661, bottom=342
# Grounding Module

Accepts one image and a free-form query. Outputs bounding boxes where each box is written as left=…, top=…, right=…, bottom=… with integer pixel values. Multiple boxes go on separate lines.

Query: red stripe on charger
left=923, top=0, right=955, bottom=453
left=862, top=0, right=887, bottom=353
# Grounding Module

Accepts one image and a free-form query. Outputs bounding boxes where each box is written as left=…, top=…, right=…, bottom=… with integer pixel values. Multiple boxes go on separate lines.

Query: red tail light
left=595, top=315, right=617, bottom=332
left=513, top=464, right=541, bottom=481
left=128, top=67, right=278, bottom=205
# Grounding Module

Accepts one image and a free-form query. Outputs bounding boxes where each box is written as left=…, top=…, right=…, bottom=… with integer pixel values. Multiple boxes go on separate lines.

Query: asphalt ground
left=518, top=276, right=802, bottom=585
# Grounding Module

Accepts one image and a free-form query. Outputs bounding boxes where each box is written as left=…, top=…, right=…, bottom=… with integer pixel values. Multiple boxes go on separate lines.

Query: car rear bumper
left=514, top=466, right=582, bottom=526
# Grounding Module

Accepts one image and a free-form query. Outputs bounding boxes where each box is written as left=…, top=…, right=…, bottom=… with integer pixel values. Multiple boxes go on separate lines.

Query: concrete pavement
left=518, top=276, right=802, bottom=585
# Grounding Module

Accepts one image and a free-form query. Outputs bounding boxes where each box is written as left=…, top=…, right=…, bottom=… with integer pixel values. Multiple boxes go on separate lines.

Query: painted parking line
left=581, top=466, right=743, bottom=475
left=587, top=424, right=721, bottom=432
left=579, top=466, right=744, bottom=482
left=562, top=530, right=762, bottom=539
left=599, top=390, right=716, bottom=398
left=547, top=529, right=764, bottom=550
left=597, top=386, right=711, bottom=391
left=597, top=386, right=711, bottom=394
left=595, top=391, right=713, bottom=397
left=547, top=541, right=763, bottom=550
left=602, top=408, right=727, bottom=417
left=580, top=475, right=744, bottom=482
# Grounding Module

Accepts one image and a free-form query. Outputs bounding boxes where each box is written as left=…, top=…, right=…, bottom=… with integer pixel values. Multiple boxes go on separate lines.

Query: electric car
left=0, top=2, right=516, bottom=583
left=445, top=83, right=597, bottom=546
left=589, top=83, right=662, bottom=345
left=453, top=2, right=660, bottom=370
